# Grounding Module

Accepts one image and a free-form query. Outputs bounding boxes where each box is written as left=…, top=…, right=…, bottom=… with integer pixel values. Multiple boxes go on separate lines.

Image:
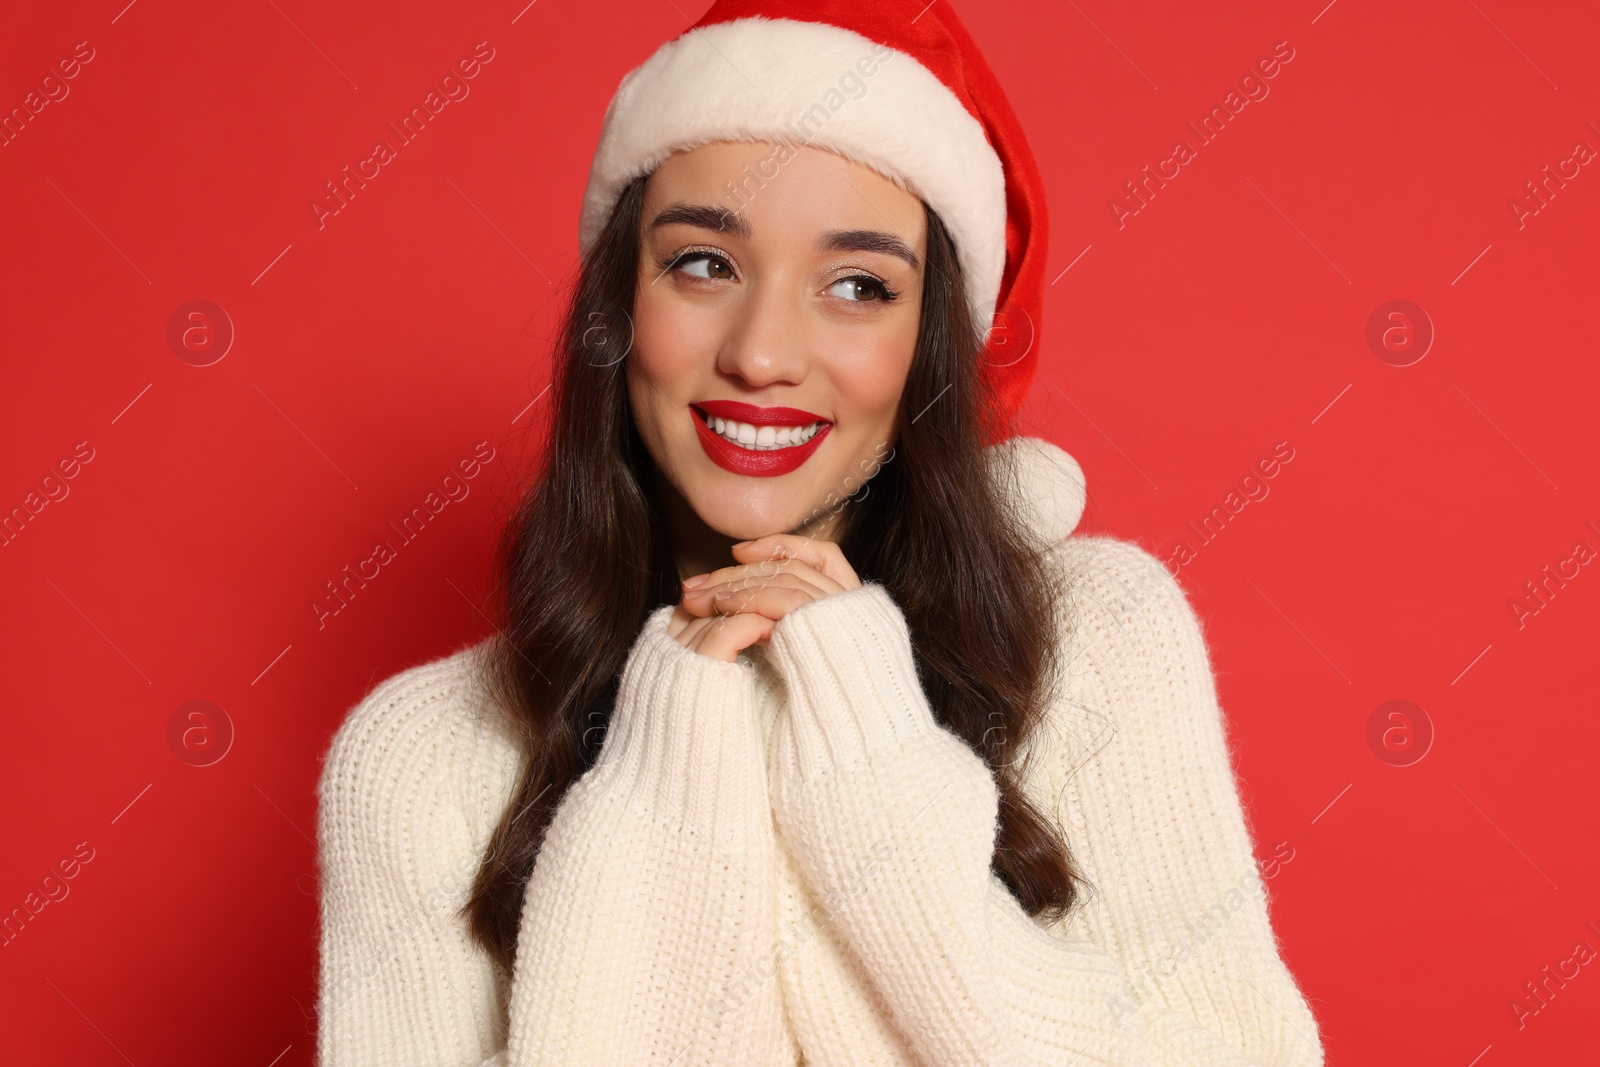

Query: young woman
left=315, top=2, right=1326, bottom=1064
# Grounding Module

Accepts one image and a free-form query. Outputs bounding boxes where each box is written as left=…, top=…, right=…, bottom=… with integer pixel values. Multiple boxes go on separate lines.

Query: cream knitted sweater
left=315, top=436, right=1326, bottom=1066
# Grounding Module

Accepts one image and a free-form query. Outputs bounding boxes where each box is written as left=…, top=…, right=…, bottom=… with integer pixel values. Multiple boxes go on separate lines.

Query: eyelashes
left=655, top=247, right=902, bottom=304
left=832, top=275, right=902, bottom=303
left=655, top=247, right=730, bottom=279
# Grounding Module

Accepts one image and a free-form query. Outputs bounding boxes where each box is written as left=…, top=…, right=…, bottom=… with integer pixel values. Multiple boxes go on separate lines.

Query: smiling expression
left=627, top=139, right=928, bottom=540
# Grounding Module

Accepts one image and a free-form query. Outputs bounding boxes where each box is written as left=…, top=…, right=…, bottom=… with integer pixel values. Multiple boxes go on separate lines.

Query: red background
left=2, top=0, right=1597, bottom=1063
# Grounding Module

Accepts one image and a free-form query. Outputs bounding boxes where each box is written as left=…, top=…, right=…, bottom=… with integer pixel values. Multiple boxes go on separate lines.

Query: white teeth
left=700, top=411, right=825, bottom=451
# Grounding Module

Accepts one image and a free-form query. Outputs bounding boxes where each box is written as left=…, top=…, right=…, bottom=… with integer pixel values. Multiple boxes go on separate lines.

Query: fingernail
left=731, top=540, right=752, bottom=547
left=683, top=573, right=709, bottom=589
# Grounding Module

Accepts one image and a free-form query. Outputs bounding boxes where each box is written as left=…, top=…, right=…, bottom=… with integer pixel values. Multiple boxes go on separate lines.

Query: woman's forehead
left=644, top=141, right=926, bottom=248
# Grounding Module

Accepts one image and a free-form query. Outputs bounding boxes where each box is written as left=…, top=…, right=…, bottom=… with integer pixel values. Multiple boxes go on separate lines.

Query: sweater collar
left=987, top=435, right=1087, bottom=548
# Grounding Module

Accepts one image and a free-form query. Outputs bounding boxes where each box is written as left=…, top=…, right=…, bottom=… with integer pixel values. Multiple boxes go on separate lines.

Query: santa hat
left=578, top=0, right=1048, bottom=446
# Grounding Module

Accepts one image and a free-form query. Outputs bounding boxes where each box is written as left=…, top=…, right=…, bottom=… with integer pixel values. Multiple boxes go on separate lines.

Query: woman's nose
left=715, top=276, right=809, bottom=388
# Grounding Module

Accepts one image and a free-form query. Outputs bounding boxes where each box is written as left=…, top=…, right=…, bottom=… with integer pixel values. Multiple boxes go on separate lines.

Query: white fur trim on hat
left=989, top=434, right=1086, bottom=548
left=578, top=16, right=1006, bottom=328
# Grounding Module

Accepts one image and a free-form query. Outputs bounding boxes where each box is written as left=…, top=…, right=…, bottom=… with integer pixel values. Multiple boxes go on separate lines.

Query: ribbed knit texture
left=315, top=437, right=1326, bottom=1066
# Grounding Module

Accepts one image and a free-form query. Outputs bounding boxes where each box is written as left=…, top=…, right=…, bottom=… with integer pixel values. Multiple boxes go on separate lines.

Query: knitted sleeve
left=762, top=536, right=1325, bottom=1066
left=316, top=648, right=520, bottom=1067
left=500, top=604, right=792, bottom=1066
left=1033, top=536, right=1326, bottom=1065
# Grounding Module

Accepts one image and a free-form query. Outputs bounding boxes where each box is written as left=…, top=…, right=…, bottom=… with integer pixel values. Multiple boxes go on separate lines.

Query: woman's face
left=628, top=140, right=927, bottom=541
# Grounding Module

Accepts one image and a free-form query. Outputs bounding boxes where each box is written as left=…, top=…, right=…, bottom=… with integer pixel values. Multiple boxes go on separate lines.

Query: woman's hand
left=669, top=534, right=863, bottom=662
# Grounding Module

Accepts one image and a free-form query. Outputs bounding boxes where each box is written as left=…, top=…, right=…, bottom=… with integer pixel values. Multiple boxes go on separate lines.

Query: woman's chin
left=687, top=493, right=819, bottom=543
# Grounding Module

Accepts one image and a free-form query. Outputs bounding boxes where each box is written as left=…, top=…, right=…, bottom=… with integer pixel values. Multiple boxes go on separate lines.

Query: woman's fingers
left=670, top=611, right=715, bottom=648
left=674, top=612, right=712, bottom=650
left=670, top=539, right=862, bottom=657
left=667, top=603, right=696, bottom=640
left=683, top=567, right=831, bottom=606
left=684, top=554, right=842, bottom=601
left=679, top=574, right=825, bottom=621
left=731, top=535, right=862, bottom=590
left=678, top=572, right=825, bottom=614
left=681, top=611, right=774, bottom=663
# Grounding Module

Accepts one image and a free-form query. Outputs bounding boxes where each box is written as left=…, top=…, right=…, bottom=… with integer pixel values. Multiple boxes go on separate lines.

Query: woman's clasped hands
left=670, top=534, right=862, bottom=662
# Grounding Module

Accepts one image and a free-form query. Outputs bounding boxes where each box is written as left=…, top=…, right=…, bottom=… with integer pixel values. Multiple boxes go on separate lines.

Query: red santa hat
left=578, top=0, right=1048, bottom=446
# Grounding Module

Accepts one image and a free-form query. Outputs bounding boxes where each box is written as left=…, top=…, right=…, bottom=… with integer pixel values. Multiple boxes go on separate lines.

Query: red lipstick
left=690, top=400, right=833, bottom=477
left=695, top=400, right=829, bottom=426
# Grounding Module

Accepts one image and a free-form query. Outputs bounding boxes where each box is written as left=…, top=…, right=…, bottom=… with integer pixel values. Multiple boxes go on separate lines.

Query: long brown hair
left=465, top=170, right=1084, bottom=972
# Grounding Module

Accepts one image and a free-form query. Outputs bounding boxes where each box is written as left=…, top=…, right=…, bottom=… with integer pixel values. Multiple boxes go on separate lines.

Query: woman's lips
left=693, top=399, right=829, bottom=426
left=690, top=402, right=832, bottom=477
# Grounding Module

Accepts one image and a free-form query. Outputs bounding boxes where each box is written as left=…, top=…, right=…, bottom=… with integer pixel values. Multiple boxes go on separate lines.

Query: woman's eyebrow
left=816, top=229, right=921, bottom=272
left=650, top=202, right=921, bottom=272
left=650, top=202, right=752, bottom=239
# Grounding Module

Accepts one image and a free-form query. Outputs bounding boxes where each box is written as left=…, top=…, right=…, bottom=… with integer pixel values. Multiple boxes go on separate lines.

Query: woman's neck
left=659, top=484, right=737, bottom=582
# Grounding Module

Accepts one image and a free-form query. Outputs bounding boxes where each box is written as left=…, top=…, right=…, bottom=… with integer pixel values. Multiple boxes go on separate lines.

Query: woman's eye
left=827, top=275, right=892, bottom=302
left=674, top=252, right=734, bottom=281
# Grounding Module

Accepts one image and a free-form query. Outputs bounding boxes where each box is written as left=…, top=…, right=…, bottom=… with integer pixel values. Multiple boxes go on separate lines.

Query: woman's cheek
left=626, top=302, right=714, bottom=472
left=632, top=289, right=713, bottom=390
left=834, top=333, right=913, bottom=423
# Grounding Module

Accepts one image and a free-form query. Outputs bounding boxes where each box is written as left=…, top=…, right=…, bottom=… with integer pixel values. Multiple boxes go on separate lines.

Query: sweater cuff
left=766, top=582, right=941, bottom=778
left=589, top=604, right=767, bottom=844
